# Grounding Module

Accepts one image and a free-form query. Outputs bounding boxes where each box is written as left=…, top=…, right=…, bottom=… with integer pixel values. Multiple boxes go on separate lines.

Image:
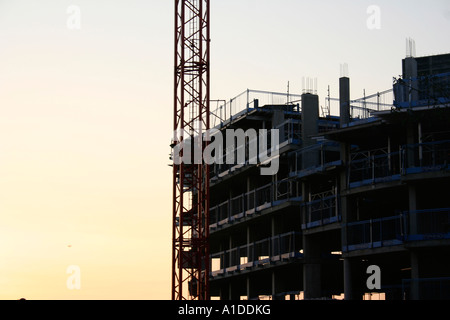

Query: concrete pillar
left=337, top=78, right=354, bottom=299
left=408, top=181, right=420, bottom=300
left=404, top=57, right=419, bottom=104
left=408, top=185, right=418, bottom=235
left=229, top=281, right=240, bottom=300
left=247, top=225, right=252, bottom=265
left=406, top=123, right=417, bottom=168
left=343, top=258, right=353, bottom=300
left=229, top=235, right=233, bottom=267
left=340, top=172, right=355, bottom=300
left=303, top=234, right=322, bottom=299
left=302, top=182, right=309, bottom=227
left=271, top=215, right=283, bottom=238
left=339, top=77, right=351, bottom=127
left=410, top=251, right=421, bottom=300
left=272, top=271, right=286, bottom=300
left=220, top=284, right=229, bottom=301
left=301, top=93, right=320, bottom=169
left=246, top=276, right=257, bottom=300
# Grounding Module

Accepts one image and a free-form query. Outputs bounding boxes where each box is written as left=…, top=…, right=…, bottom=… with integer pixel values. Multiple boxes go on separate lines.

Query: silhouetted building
left=209, top=53, right=450, bottom=300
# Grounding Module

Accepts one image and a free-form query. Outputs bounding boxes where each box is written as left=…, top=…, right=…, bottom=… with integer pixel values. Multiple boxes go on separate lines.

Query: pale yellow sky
left=0, top=0, right=173, bottom=300
left=0, top=0, right=448, bottom=300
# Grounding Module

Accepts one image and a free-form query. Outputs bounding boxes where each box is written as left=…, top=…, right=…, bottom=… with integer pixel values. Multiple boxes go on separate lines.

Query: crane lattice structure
left=172, top=0, right=211, bottom=301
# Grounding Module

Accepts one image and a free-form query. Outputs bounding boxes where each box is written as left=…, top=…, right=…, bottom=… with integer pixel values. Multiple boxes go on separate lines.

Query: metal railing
left=303, top=190, right=340, bottom=229
left=393, top=72, right=450, bottom=109
left=345, top=215, right=404, bottom=251
left=350, top=89, right=395, bottom=119
left=404, top=140, right=450, bottom=171
left=402, top=277, right=450, bottom=300
left=325, top=89, right=394, bottom=121
left=349, top=147, right=402, bottom=186
left=348, top=140, right=450, bottom=187
left=210, top=131, right=278, bottom=179
left=407, top=208, right=450, bottom=238
left=211, top=232, right=302, bottom=276
left=288, top=141, right=341, bottom=176
left=275, top=119, right=302, bottom=146
left=345, top=207, right=450, bottom=252
left=210, top=178, right=301, bottom=229
left=210, top=89, right=302, bottom=128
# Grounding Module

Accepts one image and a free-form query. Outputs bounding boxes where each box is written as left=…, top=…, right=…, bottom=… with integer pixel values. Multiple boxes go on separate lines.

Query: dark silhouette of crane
left=171, top=0, right=211, bottom=301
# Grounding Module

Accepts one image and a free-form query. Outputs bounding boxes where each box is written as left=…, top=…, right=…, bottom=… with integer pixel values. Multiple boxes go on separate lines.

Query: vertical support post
left=418, top=122, right=423, bottom=166
left=303, top=234, right=322, bottom=299
left=344, top=258, right=353, bottom=300
left=340, top=77, right=351, bottom=127
left=301, top=93, right=320, bottom=169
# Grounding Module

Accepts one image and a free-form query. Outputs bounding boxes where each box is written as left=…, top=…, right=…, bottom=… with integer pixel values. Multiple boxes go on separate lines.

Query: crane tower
left=171, top=0, right=211, bottom=300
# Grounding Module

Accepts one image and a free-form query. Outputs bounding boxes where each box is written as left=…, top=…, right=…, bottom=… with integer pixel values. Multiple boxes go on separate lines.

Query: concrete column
left=229, top=281, right=240, bottom=300
left=339, top=77, right=350, bottom=127
left=404, top=57, right=419, bottom=104
left=270, top=216, right=284, bottom=300
left=220, top=284, right=229, bottom=301
left=303, top=234, right=322, bottom=299
left=340, top=174, right=355, bottom=300
left=226, top=234, right=233, bottom=278
left=272, top=271, right=286, bottom=300
left=246, top=276, right=257, bottom=300
left=410, top=251, right=421, bottom=300
left=301, top=93, right=320, bottom=169
left=247, top=225, right=252, bottom=265
left=408, top=182, right=420, bottom=300
left=271, top=216, right=282, bottom=238
left=301, top=182, right=309, bottom=227
left=343, top=258, right=353, bottom=300
left=418, top=122, right=423, bottom=166
left=219, top=241, right=225, bottom=270
left=340, top=195, right=350, bottom=249
left=408, top=185, right=418, bottom=235
left=406, top=123, right=417, bottom=168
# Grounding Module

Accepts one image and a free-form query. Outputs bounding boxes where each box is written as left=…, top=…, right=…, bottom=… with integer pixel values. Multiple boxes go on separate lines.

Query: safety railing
left=210, top=232, right=303, bottom=276
left=210, top=179, right=301, bottom=230
left=393, top=72, right=450, bottom=109
left=275, top=119, right=302, bottom=147
left=275, top=178, right=300, bottom=203
left=210, top=130, right=278, bottom=179
left=350, top=89, right=395, bottom=119
left=345, top=215, right=404, bottom=251
left=210, top=89, right=302, bottom=128
left=406, top=208, right=450, bottom=240
left=348, top=140, right=450, bottom=188
left=230, top=194, right=245, bottom=217
left=288, top=140, right=449, bottom=188
left=403, top=140, right=450, bottom=173
left=325, top=89, right=394, bottom=122
left=288, top=141, right=341, bottom=176
left=349, top=147, right=402, bottom=187
left=245, top=182, right=281, bottom=211
left=303, top=190, right=340, bottom=229
left=344, top=207, right=450, bottom=252
left=402, top=277, right=450, bottom=300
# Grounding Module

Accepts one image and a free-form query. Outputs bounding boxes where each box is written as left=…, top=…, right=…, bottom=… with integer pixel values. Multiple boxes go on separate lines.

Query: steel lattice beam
left=172, top=0, right=210, bottom=301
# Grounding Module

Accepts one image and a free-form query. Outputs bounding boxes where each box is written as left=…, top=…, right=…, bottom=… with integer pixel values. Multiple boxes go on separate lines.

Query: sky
left=0, top=0, right=449, bottom=300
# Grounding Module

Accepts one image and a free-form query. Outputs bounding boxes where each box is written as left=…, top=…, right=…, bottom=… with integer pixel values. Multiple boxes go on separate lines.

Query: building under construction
left=207, top=53, right=450, bottom=300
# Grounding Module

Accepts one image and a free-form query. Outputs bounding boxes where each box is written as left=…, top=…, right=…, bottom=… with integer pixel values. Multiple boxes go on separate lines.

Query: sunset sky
left=0, top=0, right=449, bottom=300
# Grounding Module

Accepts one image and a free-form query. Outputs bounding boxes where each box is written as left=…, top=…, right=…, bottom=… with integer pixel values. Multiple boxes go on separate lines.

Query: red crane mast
left=171, top=0, right=211, bottom=300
